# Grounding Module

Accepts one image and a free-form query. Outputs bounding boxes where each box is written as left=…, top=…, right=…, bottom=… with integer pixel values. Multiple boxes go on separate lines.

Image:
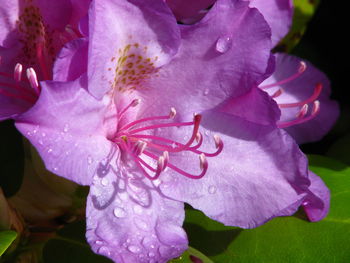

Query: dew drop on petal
left=101, top=178, right=109, bottom=186
left=128, top=245, right=141, bottom=254
left=113, top=207, right=127, bottom=218
left=41, top=132, right=46, bottom=137
left=98, top=246, right=110, bottom=256
left=47, top=148, right=53, bottom=154
left=216, top=36, right=232, bottom=53
left=133, top=205, right=143, bottom=215
left=63, top=123, right=69, bottom=132
left=87, top=155, right=93, bottom=164
left=134, top=218, right=149, bottom=231
left=95, top=240, right=103, bottom=245
left=148, top=252, right=155, bottom=258
left=203, top=89, right=209, bottom=96
left=208, top=185, right=217, bottom=194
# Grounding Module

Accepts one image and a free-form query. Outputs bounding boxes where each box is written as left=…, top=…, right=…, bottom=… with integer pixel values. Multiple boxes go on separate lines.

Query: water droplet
left=208, top=185, right=217, bottom=194
left=158, top=246, right=169, bottom=257
left=47, top=148, right=53, bottom=153
left=203, top=89, right=209, bottom=95
left=134, top=218, right=148, bottom=231
left=302, top=201, right=309, bottom=206
left=113, top=207, right=127, bottom=218
left=128, top=245, right=141, bottom=254
left=216, top=36, right=232, bottom=53
left=39, top=139, right=43, bottom=145
left=41, top=132, right=46, bottom=137
left=63, top=123, right=69, bottom=132
left=87, top=155, right=93, bottom=164
left=153, top=179, right=162, bottom=187
left=53, top=167, right=58, bottom=172
left=98, top=246, right=110, bottom=256
left=148, top=252, right=155, bottom=258
left=101, top=178, right=109, bottom=186
left=95, top=240, right=103, bottom=245
left=26, top=131, right=32, bottom=137
left=133, top=205, right=143, bottom=215
left=142, top=237, right=156, bottom=249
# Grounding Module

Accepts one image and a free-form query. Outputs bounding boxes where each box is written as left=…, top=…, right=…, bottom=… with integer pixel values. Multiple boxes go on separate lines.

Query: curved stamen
left=278, top=83, right=322, bottom=108
left=26, top=68, right=41, bottom=94
left=143, top=150, right=207, bottom=179
left=118, top=98, right=140, bottom=118
left=260, top=61, right=307, bottom=89
left=119, top=107, right=176, bottom=132
left=271, top=88, right=283, bottom=98
left=277, top=101, right=320, bottom=128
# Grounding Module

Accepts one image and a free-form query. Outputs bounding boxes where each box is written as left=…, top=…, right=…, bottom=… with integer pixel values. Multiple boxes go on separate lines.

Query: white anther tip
left=26, top=68, right=39, bottom=88
left=14, top=63, right=23, bottom=82
left=199, top=153, right=207, bottom=170
left=195, top=132, right=201, bottom=143
left=157, top=156, right=165, bottom=171
left=312, top=100, right=320, bottom=115
left=169, top=107, right=176, bottom=118
left=213, top=135, right=222, bottom=149
left=131, top=98, right=141, bottom=107
left=297, top=104, right=309, bottom=118
left=298, top=61, right=307, bottom=73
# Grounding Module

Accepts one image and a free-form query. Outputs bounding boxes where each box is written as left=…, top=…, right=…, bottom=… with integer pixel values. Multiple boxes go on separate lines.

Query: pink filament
left=114, top=102, right=222, bottom=180
left=260, top=61, right=307, bottom=89
left=278, top=83, right=323, bottom=108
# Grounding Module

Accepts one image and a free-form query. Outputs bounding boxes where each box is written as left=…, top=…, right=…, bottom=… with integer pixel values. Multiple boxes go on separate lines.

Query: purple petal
left=260, top=53, right=340, bottom=144
left=53, top=38, right=88, bottom=81
left=141, top=0, right=272, bottom=117
left=87, top=0, right=181, bottom=99
left=155, top=110, right=310, bottom=228
left=249, top=0, right=293, bottom=46
left=86, top=167, right=187, bottom=263
left=15, top=78, right=115, bottom=185
left=302, top=171, right=330, bottom=222
left=218, top=87, right=281, bottom=126
left=166, top=0, right=215, bottom=21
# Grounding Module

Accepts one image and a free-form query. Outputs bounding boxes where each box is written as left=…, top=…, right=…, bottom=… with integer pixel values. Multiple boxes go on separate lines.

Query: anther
left=296, top=104, right=308, bottom=118
left=162, top=151, right=169, bottom=169
left=134, top=141, right=147, bottom=156
left=199, top=154, right=208, bottom=171
left=26, top=68, right=40, bottom=94
left=195, top=132, right=201, bottom=143
left=271, top=88, right=283, bottom=98
left=14, top=63, right=23, bottom=82
left=298, top=61, right=307, bottom=73
left=213, top=135, right=222, bottom=149
left=312, top=100, right=320, bottom=115
left=169, top=107, right=176, bottom=118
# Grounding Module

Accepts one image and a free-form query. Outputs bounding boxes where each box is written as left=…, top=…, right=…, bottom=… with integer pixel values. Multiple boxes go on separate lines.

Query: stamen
left=14, top=63, right=23, bottom=82
left=260, top=61, right=307, bottom=89
left=277, top=100, right=321, bottom=128
left=113, top=103, right=223, bottom=181
left=26, top=68, right=40, bottom=94
left=271, top=88, right=283, bottom=98
left=118, top=98, right=140, bottom=118
left=278, top=83, right=322, bottom=108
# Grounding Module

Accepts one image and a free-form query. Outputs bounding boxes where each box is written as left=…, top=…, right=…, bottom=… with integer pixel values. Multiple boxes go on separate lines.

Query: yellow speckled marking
left=112, top=43, right=159, bottom=93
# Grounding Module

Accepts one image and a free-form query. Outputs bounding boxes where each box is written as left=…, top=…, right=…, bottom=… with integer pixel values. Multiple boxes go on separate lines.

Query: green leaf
left=170, top=247, right=214, bottom=263
left=184, top=155, right=350, bottom=262
left=276, top=0, right=320, bottom=52
left=0, top=231, right=17, bottom=256
left=42, top=221, right=112, bottom=263
left=327, top=134, right=350, bottom=166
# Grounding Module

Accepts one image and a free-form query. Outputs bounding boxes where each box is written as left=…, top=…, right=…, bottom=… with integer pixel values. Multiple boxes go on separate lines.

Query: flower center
left=0, top=59, right=40, bottom=105
left=112, top=99, right=223, bottom=180
left=260, top=61, right=322, bottom=128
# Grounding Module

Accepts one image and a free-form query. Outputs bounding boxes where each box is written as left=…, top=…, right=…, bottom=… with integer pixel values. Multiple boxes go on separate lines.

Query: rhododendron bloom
left=15, top=0, right=329, bottom=262
left=0, top=0, right=89, bottom=120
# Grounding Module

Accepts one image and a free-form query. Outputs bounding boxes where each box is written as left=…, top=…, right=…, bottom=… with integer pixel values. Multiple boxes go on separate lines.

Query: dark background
left=293, top=0, right=348, bottom=154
